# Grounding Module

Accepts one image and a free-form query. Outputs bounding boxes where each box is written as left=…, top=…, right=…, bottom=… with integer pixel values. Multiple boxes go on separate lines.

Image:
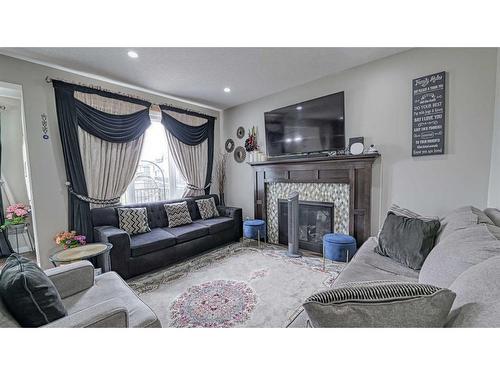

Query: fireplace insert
left=278, top=199, right=334, bottom=253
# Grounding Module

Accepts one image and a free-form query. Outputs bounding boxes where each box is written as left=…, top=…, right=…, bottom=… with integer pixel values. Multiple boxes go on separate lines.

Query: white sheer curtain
left=162, top=110, right=208, bottom=197
left=75, top=92, right=147, bottom=208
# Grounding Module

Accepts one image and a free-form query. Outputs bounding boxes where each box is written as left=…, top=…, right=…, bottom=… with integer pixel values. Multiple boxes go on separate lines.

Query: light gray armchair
left=1, top=261, right=161, bottom=328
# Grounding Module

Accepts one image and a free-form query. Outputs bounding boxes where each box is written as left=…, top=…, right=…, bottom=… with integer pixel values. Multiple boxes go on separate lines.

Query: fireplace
left=278, top=199, right=334, bottom=253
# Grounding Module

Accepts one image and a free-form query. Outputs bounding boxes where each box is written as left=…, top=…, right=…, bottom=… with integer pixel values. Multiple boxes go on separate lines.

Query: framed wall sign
left=412, top=71, right=446, bottom=156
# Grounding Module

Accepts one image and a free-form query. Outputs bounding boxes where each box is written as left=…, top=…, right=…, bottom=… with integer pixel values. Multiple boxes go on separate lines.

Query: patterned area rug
left=128, top=242, right=345, bottom=328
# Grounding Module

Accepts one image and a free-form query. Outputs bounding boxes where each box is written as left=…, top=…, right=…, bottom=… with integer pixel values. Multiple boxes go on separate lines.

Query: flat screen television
left=264, top=91, right=345, bottom=157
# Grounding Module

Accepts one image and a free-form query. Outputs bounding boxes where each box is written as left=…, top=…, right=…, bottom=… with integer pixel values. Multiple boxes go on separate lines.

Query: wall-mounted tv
left=264, top=91, right=345, bottom=157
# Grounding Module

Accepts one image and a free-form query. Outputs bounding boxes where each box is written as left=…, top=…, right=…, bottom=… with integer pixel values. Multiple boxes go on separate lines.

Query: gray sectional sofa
left=0, top=261, right=161, bottom=328
left=289, top=206, right=500, bottom=328
left=91, top=194, right=242, bottom=279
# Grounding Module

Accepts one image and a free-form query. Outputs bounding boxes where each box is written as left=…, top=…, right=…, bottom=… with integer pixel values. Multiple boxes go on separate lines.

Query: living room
left=1, top=1, right=499, bottom=373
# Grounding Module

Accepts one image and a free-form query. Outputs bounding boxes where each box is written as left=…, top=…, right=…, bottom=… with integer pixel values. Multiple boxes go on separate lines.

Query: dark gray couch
left=91, top=194, right=242, bottom=279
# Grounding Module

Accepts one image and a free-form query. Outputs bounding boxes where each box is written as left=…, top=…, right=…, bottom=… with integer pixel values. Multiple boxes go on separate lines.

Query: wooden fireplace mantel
left=248, top=153, right=380, bottom=246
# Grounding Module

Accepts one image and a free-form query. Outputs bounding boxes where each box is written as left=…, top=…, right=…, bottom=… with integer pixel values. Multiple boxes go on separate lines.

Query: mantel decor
left=248, top=153, right=380, bottom=246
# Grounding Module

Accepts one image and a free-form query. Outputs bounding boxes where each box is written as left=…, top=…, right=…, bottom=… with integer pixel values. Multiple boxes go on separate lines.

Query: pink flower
left=6, top=206, right=15, bottom=213
left=6, top=213, right=13, bottom=220
left=14, top=209, right=27, bottom=217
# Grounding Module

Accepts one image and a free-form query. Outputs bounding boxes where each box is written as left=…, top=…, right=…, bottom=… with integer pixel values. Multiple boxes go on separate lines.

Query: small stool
left=242, top=219, right=266, bottom=248
left=323, top=233, right=357, bottom=269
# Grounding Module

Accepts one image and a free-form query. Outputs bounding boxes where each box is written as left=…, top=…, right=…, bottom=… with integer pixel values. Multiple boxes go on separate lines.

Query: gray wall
left=222, top=48, right=498, bottom=232
left=488, top=48, right=500, bottom=208
left=0, top=96, right=33, bottom=252
left=0, top=98, right=29, bottom=205
left=0, top=54, right=220, bottom=268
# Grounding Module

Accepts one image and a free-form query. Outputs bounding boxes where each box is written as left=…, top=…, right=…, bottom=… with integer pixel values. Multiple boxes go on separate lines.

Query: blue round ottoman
left=323, top=233, right=357, bottom=263
left=243, top=220, right=266, bottom=247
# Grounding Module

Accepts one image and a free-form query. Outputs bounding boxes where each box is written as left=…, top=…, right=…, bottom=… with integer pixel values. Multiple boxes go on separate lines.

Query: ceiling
left=0, top=48, right=408, bottom=110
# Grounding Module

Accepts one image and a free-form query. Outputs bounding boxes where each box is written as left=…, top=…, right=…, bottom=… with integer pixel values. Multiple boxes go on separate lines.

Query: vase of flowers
left=55, top=231, right=87, bottom=250
left=1, top=203, right=31, bottom=230
left=244, top=126, right=259, bottom=163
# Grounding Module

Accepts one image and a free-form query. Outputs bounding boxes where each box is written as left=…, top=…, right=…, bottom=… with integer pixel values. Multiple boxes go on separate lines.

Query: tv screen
left=264, top=92, right=345, bottom=157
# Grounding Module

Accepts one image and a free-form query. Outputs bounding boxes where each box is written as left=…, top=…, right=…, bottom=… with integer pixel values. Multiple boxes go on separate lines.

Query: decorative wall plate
left=225, top=138, right=235, bottom=153
left=236, top=126, right=245, bottom=139
left=234, top=146, right=246, bottom=163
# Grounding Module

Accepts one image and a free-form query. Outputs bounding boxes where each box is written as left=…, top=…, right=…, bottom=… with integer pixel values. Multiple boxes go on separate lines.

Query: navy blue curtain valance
left=53, top=80, right=152, bottom=241
left=160, top=105, right=215, bottom=195
left=75, top=100, right=150, bottom=143
left=161, top=110, right=211, bottom=145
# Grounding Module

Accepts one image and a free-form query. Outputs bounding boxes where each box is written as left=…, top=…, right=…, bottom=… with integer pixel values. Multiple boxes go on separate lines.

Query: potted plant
left=1, top=203, right=31, bottom=230
left=54, top=231, right=87, bottom=250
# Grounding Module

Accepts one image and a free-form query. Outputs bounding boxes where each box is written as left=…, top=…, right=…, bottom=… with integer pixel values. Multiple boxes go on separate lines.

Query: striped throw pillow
left=117, top=207, right=151, bottom=235
left=165, top=201, right=193, bottom=228
left=303, top=281, right=456, bottom=328
left=196, top=198, right=220, bottom=220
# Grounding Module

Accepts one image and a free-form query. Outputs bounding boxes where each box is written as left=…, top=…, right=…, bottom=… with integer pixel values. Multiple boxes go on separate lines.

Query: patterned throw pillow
left=117, top=207, right=151, bottom=235
left=196, top=197, right=220, bottom=220
left=165, top=201, right=193, bottom=228
left=303, top=281, right=456, bottom=328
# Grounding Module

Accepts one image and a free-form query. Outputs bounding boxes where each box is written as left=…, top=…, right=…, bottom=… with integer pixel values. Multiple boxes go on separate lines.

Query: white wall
left=222, top=48, right=498, bottom=233
left=0, top=98, right=29, bottom=205
left=488, top=48, right=500, bottom=208
left=0, top=54, right=220, bottom=268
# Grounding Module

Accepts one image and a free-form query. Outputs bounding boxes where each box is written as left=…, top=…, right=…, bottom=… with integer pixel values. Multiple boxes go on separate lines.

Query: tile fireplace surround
left=266, top=182, right=349, bottom=244
left=248, top=153, right=380, bottom=246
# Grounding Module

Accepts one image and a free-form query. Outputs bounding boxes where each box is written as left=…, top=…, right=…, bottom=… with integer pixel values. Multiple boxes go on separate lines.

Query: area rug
left=128, top=242, right=345, bottom=327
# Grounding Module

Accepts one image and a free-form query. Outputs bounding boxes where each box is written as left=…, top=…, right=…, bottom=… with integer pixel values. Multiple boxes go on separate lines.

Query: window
left=122, top=121, right=186, bottom=204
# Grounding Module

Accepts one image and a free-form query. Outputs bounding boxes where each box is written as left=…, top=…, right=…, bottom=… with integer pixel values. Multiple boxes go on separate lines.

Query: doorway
left=0, top=81, right=37, bottom=262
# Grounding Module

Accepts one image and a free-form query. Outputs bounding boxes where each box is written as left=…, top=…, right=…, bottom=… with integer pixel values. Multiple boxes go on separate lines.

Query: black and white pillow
left=196, top=198, right=220, bottom=220
left=303, top=281, right=456, bottom=328
left=165, top=201, right=193, bottom=228
left=117, top=207, right=151, bottom=235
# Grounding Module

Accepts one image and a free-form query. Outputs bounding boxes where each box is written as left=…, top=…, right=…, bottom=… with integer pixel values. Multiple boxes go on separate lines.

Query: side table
left=6, top=223, right=36, bottom=254
left=49, top=243, right=113, bottom=273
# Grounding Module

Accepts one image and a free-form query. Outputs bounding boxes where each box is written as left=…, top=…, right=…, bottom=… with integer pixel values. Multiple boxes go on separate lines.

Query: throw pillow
left=196, top=197, right=220, bottom=220
left=303, top=281, right=456, bottom=328
left=0, top=254, right=67, bottom=327
left=388, top=204, right=439, bottom=222
left=375, top=212, right=440, bottom=270
left=165, top=201, right=193, bottom=228
left=377, top=204, right=438, bottom=238
left=117, top=207, right=151, bottom=235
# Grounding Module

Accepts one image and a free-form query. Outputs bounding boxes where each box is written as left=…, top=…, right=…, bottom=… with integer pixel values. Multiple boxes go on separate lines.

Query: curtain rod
left=45, top=76, right=217, bottom=120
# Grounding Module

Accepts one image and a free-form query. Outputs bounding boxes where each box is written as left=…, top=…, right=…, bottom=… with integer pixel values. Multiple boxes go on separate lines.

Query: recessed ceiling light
left=296, top=106, right=303, bottom=111
left=127, top=50, right=138, bottom=58
left=224, top=87, right=231, bottom=93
